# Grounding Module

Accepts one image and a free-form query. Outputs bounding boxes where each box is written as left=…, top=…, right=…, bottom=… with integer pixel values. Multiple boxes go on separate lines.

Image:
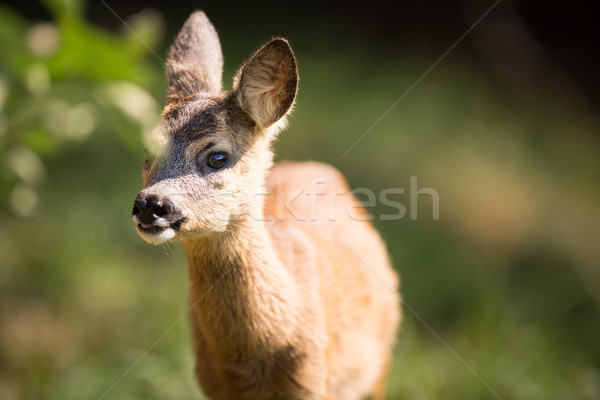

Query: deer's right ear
left=233, top=38, right=298, bottom=129
left=166, top=11, right=223, bottom=103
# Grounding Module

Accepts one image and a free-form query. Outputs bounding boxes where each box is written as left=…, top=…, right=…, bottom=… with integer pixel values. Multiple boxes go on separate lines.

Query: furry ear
left=166, top=11, right=223, bottom=103
left=233, top=38, right=298, bottom=128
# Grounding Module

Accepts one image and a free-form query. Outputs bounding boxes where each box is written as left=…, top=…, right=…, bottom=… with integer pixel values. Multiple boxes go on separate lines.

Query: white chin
left=137, top=227, right=177, bottom=244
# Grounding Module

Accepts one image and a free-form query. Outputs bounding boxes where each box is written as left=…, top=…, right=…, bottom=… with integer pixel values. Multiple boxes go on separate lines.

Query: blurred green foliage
left=1, top=0, right=599, bottom=399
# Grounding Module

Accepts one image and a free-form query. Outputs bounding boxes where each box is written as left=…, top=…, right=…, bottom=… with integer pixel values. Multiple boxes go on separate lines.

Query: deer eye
left=206, top=152, right=229, bottom=170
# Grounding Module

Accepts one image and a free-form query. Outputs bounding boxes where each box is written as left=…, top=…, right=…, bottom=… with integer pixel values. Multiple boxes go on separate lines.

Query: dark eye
left=206, top=152, right=229, bottom=170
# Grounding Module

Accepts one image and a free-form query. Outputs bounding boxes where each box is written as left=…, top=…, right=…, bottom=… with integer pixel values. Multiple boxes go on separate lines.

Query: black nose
left=132, top=193, right=174, bottom=225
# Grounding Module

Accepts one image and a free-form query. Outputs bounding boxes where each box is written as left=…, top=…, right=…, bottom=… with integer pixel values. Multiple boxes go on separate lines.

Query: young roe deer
left=132, top=11, right=400, bottom=400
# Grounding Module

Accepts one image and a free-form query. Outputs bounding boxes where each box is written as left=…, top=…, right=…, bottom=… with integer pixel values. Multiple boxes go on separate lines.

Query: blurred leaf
left=42, top=0, right=84, bottom=18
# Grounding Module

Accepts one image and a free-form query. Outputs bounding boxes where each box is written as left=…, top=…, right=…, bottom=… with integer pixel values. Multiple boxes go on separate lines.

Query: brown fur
left=133, top=11, right=400, bottom=400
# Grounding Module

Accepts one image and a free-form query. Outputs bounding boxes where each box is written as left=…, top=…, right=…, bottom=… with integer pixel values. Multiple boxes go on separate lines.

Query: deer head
left=132, top=11, right=298, bottom=244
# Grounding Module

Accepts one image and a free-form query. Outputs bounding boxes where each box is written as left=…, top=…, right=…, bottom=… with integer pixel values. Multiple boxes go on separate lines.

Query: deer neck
left=183, top=215, right=298, bottom=357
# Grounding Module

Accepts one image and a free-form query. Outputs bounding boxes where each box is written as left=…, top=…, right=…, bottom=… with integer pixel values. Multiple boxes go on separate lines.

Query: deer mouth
left=132, top=215, right=186, bottom=244
left=137, top=223, right=163, bottom=233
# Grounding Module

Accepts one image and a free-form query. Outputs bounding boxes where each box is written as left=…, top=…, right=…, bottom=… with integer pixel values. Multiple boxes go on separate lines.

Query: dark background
left=7, top=0, right=600, bottom=107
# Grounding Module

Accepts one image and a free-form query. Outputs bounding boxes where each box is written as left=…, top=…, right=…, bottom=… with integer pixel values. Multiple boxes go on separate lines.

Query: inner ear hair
left=234, top=38, right=298, bottom=129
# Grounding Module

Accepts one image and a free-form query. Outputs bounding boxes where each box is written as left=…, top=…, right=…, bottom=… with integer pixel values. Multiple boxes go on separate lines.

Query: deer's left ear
left=233, top=38, right=298, bottom=128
